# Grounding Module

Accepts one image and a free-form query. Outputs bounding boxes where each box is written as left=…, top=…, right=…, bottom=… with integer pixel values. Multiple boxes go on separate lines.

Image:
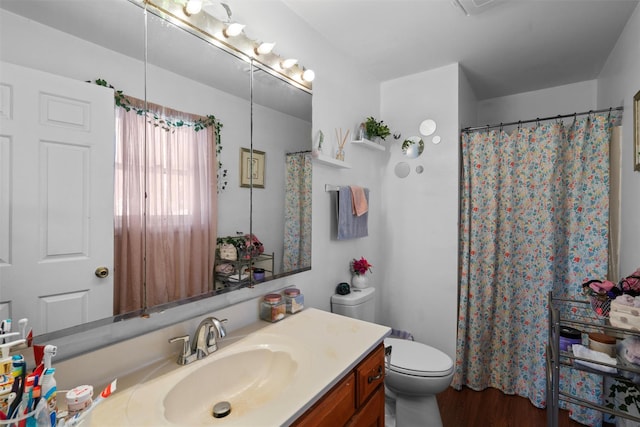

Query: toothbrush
left=62, top=379, right=117, bottom=427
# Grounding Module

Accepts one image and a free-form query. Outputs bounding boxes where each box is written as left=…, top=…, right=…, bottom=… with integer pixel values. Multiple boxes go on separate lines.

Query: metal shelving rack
left=214, top=252, right=274, bottom=289
left=547, top=292, right=640, bottom=426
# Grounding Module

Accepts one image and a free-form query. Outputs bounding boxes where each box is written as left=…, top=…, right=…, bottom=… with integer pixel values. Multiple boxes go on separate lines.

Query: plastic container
left=260, top=294, right=285, bottom=323
left=284, top=288, right=304, bottom=314
left=66, top=385, right=93, bottom=417
left=559, top=326, right=582, bottom=352
left=588, top=332, right=616, bottom=357
left=253, top=268, right=266, bottom=282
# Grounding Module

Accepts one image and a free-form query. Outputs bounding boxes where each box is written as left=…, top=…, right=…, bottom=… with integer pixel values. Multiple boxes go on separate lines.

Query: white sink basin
left=96, top=310, right=390, bottom=426
left=162, top=347, right=297, bottom=425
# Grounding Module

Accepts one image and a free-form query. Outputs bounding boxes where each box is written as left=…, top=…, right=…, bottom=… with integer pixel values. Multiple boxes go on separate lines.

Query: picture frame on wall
left=240, top=147, right=266, bottom=188
left=635, top=89, right=640, bottom=172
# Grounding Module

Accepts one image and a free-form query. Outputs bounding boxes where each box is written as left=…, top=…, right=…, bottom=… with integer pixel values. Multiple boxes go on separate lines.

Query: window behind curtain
left=113, top=97, right=218, bottom=315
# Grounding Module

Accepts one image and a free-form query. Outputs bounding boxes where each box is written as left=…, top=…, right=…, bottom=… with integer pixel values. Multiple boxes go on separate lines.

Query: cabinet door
left=348, top=386, right=385, bottom=427
left=356, top=344, right=385, bottom=407
left=293, top=372, right=356, bottom=427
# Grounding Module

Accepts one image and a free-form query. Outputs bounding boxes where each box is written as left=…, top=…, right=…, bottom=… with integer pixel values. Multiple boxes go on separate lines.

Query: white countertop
left=88, top=308, right=390, bottom=426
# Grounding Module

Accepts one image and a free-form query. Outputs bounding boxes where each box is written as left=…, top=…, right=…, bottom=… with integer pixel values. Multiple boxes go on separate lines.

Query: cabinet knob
left=368, top=366, right=383, bottom=384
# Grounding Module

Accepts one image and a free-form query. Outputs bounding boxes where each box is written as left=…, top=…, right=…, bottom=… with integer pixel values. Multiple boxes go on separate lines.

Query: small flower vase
left=351, top=274, right=369, bottom=289
left=336, top=148, right=345, bottom=161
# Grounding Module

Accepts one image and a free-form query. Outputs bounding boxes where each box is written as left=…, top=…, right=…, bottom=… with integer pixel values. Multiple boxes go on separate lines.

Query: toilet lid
left=384, top=338, right=453, bottom=377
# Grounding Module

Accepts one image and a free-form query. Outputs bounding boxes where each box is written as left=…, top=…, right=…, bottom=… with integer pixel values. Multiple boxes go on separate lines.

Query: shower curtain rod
left=286, top=150, right=312, bottom=155
left=461, top=106, right=623, bottom=133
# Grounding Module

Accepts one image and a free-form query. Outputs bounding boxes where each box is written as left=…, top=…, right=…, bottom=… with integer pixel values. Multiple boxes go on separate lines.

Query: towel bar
left=325, top=184, right=371, bottom=192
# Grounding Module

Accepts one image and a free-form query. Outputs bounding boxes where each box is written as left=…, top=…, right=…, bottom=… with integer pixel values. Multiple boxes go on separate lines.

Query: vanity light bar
left=139, top=0, right=313, bottom=92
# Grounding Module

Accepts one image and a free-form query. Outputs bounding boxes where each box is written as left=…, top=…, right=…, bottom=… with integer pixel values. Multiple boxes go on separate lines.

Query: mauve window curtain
left=114, top=97, right=217, bottom=314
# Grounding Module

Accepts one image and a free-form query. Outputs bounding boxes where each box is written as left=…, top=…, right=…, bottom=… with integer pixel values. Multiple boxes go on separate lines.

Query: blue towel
left=337, top=187, right=368, bottom=240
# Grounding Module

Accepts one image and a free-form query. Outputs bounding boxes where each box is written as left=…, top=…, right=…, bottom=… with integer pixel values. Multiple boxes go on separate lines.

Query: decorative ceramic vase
left=351, top=274, right=369, bottom=289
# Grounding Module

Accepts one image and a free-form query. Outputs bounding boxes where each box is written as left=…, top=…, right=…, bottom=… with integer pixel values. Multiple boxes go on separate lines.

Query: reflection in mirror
left=0, top=0, right=312, bottom=353
left=0, top=0, right=147, bottom=334
left=139, top=8, right=251, bottom=312
left=401, top=136, right=425, bottom=159
left=249, top=64, right=313, bottom=278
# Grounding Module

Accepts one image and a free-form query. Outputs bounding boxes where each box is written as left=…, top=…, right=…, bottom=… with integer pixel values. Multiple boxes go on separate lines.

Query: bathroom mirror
left=401, top=136, right=425, bottom=159
left=0, top=0, right=311, bottom=357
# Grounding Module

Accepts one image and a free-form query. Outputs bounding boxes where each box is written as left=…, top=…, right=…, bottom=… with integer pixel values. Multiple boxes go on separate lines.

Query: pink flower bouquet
left=351, top=257, right=373, bottom=276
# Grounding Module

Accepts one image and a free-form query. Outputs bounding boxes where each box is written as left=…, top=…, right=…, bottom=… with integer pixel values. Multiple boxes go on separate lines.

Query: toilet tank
left=331, top=287, right=376, bottom=322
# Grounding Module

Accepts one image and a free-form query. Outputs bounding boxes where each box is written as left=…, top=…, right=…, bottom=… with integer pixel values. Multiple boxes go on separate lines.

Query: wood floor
left=437, top=386, right=614, bottom=427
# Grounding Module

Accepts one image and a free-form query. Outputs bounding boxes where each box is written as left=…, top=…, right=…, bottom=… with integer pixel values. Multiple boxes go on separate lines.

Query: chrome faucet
left=192, top=316, right=227, bottom=358
left=168, top=317, right=227, bottom=365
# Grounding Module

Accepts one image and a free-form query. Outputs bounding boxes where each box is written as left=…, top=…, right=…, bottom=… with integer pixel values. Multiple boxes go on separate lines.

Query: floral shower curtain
left=283, top=152, right=312, bottom=271
left=454, top=112, right=621, bottom=426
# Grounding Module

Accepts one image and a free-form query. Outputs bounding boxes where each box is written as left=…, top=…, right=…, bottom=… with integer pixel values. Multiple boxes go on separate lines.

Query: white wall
left=597, top=2, right=640, bottom=276
left=476, top=80, right=598, bottom=127
left=379, top=64, right=460, bottom=359
left=459, top=65, right=478, bottom=130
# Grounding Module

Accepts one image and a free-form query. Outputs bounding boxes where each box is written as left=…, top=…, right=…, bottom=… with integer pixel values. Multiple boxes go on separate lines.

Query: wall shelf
left=351, top=139, right=385, bottom=151
left=313, top=153, right=352, bottom=169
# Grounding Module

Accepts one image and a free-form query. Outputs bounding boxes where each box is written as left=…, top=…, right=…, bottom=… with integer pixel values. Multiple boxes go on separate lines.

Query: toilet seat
left=384, top=338, right=453, bottom=378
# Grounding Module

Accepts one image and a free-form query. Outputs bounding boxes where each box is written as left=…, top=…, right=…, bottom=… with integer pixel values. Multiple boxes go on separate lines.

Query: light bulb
left=184, top=0, right=202, bottom=15
left=302, top=69, right=315, bottom=82
left=255, top=42, right=275, bottom=55
left=280, top=58, right=298, bottom=70
left=223, top=23, right=245, bottom=38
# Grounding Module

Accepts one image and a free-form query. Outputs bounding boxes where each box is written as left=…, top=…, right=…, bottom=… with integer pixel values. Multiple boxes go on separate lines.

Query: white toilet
left=331, top=287, right=454, bottom=427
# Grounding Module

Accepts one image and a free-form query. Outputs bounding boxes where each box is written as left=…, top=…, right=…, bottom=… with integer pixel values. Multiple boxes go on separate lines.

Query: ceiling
left=277, top=0, right=639, bottom=100
left=3, top=0, right=638, bottom=102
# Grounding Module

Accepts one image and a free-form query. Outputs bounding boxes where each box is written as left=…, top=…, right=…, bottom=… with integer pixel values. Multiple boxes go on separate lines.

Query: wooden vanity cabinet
left=293, top=343, right=386, bottom=427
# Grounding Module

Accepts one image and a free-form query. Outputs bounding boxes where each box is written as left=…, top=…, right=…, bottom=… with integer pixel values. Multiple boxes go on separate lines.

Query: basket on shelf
left=586, top=291, right=611, bottom=318
left=581, top=279, right=617, bottom=318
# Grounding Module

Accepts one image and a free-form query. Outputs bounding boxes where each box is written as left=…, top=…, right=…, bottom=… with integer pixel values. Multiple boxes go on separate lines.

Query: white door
left=0, top=61, right=114, bottom=335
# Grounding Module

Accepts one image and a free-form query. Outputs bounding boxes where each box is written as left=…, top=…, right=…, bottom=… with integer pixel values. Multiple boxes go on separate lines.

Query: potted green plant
left=364, top=117, right=391, bottom=142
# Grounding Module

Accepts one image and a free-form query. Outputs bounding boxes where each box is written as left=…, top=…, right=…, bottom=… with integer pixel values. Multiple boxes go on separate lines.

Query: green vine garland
left=89, top=78, right=227, bottom=191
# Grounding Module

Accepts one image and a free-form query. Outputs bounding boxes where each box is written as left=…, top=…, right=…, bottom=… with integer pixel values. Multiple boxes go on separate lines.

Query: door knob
left=95, top=267, right=109, bottom=278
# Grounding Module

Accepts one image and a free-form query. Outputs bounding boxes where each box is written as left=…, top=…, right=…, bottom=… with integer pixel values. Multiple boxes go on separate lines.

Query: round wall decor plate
left=419, top=119, right=437, bottom=136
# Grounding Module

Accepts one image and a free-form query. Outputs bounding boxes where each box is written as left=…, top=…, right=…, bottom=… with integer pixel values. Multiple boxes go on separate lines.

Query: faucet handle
left=169, top=335, right=196, bottom=365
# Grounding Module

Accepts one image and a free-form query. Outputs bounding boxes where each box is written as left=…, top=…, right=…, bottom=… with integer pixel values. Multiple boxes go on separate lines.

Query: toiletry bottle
left=40, top=368, right=57, bottom=426
left=0, top=339, right=26, bottom=376
left=284, top=288, right=304, bottom=314
left=0, top=373, right=14, bottom=416
left=66, top=385, right=93, bottom=418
